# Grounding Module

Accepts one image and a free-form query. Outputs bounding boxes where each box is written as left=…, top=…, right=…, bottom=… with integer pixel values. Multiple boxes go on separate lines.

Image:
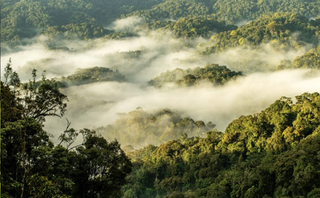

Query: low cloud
left=197, top=43, right=311, bottom=74
left=1, top=19, right=319, bottom=145
left=106, top=16, right=144, bottom=32
left=44, top=69, right=320, bottom=144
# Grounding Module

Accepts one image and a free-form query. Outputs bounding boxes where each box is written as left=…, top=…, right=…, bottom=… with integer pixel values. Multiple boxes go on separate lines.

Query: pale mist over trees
left=1, top=0, right=320, bottom=197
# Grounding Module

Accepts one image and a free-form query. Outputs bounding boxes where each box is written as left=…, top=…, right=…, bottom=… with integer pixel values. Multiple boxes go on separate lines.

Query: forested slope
left=2, top=0, right=320, bottom=44
left=1, top=0, right=164, bottom=43
left=211, top=0, right=320, bottom=23
left=278, top=45, right=320, bottom=69
left=127, top=0, right=320, bottom=23
left=58, top=67, right=126, bottom=87
left=200, top=13, right=320, bottom=54
left=148, top=64, right=243, bottom=88
left=156, top=17, right=237, bottom=38
left=2, top=0, right=320, bottom=197
left=122, top=92, right=320, bottom=198
left=2, top=66, right=320, bottom=197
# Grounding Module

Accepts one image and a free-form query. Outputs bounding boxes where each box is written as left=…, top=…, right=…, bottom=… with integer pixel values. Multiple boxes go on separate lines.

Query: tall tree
left=1, top=68, right=131, bottom=198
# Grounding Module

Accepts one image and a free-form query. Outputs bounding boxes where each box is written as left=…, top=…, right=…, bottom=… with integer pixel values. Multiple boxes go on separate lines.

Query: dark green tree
left=1, top=67, right=132, bottom=198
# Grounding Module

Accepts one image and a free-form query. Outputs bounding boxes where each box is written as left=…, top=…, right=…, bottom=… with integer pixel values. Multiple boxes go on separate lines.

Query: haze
left=1, top=17, right=319, bottom=144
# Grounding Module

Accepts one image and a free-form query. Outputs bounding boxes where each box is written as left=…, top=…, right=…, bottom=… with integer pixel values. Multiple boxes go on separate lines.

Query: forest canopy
left=122, top=92, right=320, bottom=198
left=199, top=13, right=320, bottom=54
left=1, top=65, right=132, bottom=198
left=2, top=0, right=320, bottom=45
left=1, top=0, right=320, bottom=197
left=58, top=66, right=126, bottom=87
left=148, top=64, right=243, bottom=88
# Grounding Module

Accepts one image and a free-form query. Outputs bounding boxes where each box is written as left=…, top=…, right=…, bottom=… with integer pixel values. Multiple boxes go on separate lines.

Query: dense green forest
left=199, top=13, right=320, bottom=54
left=1, top=67, right=132, bottom=198
left=0, top=0, right=164, bottom=43
left=155, top=17, right=237, bottom=39
left=148, top=64, right=243, bottom=88
left=122, top=93, right=320, bottom=198
left=57, top=67, right=126, bottom=87
left=3, top=69, right=320, bottom=197
left=127, top=0, right=320, bottom=24
left=1, top=0, right=320, bottom=197
left=2, top=0, right=320, bottom=44
left=277, top=45, right=320, bottom=69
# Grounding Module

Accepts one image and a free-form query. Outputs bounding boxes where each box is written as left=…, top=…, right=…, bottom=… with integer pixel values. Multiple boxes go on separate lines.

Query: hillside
left=2, top=0, right=320, bottom=44
left=127, top=0, right=320, bottom=23
left=0, top=0, right=164, bottom=43
left=122, top=92, right=320, bottom=198
left=58, top=67, right=126, bottom=87
left=1, top=0, right=320, bottom=197
left=199, top=13, right=320, bottom=54
left=277, top=45, right=320, bottom=69
left=148, top=64, right=243, bottom=88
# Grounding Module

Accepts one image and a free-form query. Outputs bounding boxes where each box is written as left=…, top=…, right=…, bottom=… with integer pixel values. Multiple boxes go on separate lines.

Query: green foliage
left=221, top=93, right=320, bottom=154
left=200, top=13, right=320, bottom=54
left=2, top=1, right=320, bottom=197
left=149, top=64, right=243, bottom=88
left=122, top=131, right=225, bottom=197
left=3, top=58, right=21, bottom=87
left=0, top=82, right=22, bottom=126
left=211, top=0, right=320, bottom=23
left=28, top=174, right=69, bottom=198
left=19, top=72, right=68, bottom=123
left=2, top=0, right=320, bottom=45
left=96, top=108, right=216, bottom=148
left=1, top=70, right=132, bottom=197
left=277, top=45, right=320, bottom=69
left=127, top=0, right=210, bottom=22
left=3, top=62, right=68, bottom=123
left=68, top=130, right=132, bottom=198
left=159, top=16, right=237, bottom=38
left=128, top=0, right=320, bottom=25
left=122, top=92, right=320, bottom=198
left=0, top=0, right=164, bottom=43
left=59, top=23, right=109, bottom=40
left=103, top=31, right=139, bottom=40
left=58, top=66, right=126, bottom=87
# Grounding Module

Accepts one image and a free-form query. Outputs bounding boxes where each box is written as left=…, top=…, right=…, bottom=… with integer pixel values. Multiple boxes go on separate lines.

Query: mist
left=106, top=16, right=144, bottom=32
left=1, top=34, right=310, bottom=82
left=1, top=17, right=319, bottom=145
left=42, top=68, right=320, bottom=145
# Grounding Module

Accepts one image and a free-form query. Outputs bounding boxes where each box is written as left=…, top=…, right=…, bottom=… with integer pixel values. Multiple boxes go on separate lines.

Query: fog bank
left=1, top=21, right=318, bottom=145
left=44, top=69, right=320, bottom=143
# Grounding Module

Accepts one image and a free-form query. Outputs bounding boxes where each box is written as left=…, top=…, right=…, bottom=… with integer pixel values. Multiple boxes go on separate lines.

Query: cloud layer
left=1, top=17, right=319, bottom=144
